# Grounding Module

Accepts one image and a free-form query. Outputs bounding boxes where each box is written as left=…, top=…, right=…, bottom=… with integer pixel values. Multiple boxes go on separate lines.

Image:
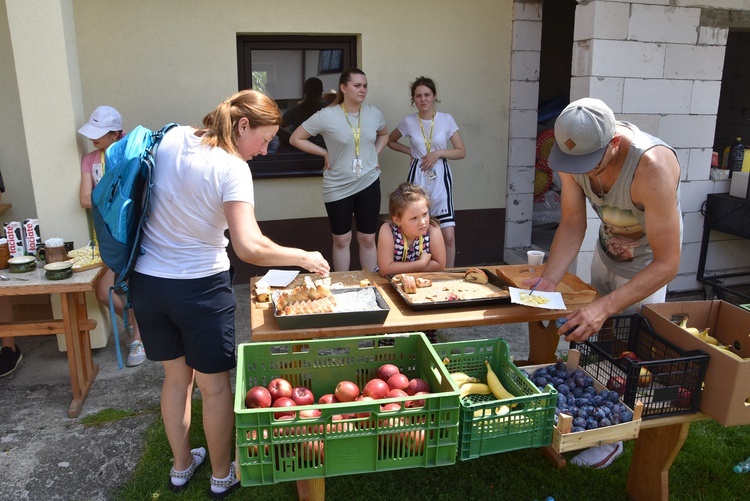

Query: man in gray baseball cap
left=526, top=97, right=683, bottom=466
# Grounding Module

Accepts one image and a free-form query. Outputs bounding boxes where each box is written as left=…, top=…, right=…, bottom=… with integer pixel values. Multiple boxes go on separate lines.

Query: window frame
left=236, top=35, right=357, bottom=179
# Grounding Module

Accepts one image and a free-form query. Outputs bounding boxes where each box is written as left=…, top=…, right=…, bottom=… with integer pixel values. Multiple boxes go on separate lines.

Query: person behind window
left=278, top=77, right=327, bottom=151
left=387, top=77, right=466, bottom=268
left=78, top=105, right=147, bottom=367
left=290, top=68, right=389, bottom=272
left=129, top=90, right=329, bottom=498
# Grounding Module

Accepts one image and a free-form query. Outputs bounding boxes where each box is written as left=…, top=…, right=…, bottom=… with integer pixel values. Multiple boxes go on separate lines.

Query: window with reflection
left=237, top=35, right=357, bottom=179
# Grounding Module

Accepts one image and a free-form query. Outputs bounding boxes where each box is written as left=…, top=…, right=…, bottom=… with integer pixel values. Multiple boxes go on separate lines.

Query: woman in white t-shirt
left=130, top=90, right=329, bottom=498
left=388, top=77, right=466, bottom=267
left=290, top=68, right=389, bottom=272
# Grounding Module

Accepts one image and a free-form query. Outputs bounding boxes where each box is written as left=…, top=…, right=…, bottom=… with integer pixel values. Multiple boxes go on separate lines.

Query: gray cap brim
left=548, top=141, right=608, bottom=174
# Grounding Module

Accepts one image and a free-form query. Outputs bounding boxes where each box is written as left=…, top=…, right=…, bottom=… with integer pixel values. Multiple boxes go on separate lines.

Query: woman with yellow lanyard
left=78, top=106, right=146, bottom=367
left=291, top=68, right=389, bottom=272
left=387, top=76, right=466, bottom=268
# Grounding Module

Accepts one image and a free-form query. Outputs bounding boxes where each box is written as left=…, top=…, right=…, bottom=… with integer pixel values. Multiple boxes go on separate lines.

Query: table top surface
left=249, top=266, right=598, bottom=341
left=0, top=262, right=105, bottom=296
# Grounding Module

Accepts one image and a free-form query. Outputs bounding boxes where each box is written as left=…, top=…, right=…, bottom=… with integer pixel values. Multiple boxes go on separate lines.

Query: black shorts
left=130, top=270, right=236, bottom=374
left=324, top=178, right=381, bottom=235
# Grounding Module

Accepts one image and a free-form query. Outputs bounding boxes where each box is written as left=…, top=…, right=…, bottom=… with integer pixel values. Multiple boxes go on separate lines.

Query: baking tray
left=386, top=268, right=511, bottom=311
left=273, top=286, right=389, bottom=330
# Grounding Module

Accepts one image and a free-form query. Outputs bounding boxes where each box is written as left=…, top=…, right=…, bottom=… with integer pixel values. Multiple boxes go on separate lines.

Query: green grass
left=80, top=407, right=157, bottom=428
left=114, top=399, right=750, bottom=500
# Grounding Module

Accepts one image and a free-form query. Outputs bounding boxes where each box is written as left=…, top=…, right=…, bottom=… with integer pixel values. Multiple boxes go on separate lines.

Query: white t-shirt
left=396, top=111, right=459, bottom=161
left=135, top=126, right=254, bottom=279
left=302, top=103, right=385, bottom=203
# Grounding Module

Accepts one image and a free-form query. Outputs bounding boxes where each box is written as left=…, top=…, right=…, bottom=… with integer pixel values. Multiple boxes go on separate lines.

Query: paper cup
left=527, top=250, right=545, bottom=266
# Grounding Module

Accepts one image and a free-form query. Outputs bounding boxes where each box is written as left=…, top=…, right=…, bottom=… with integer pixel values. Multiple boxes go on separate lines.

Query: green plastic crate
left=434, top=339, right=557, bottom=460
left=234, top=333, right=460, bottom=486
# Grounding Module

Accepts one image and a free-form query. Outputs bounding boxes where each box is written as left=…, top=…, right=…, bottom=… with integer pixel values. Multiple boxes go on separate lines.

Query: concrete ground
left=0, top=283, right=566, bottom=501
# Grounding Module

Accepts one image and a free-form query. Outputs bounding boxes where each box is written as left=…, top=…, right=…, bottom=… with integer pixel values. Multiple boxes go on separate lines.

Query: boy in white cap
left=526, top=97, right=682, bottom=468
left=78, top=105, right=146, bottom=367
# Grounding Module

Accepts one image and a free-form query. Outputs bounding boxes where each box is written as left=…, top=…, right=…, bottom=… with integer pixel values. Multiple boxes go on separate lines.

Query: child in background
left=78, top=106, right=146, bottom=367
left=377, top=182, right=446, bottom=277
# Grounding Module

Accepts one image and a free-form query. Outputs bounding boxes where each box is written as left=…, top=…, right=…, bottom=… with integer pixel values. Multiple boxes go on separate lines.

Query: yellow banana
left=459, top=382, right=492, bottom=399
left=450, top=372, right=479, bottom=388
left=484, top=361, right=515, bottom=401
left=698, top=328, right=720, bottom=346
left=716, top=345, right=744, bottom=361
left=473, top=405, right=510, bottom=418
left=678, top=317, right=701, bottom=336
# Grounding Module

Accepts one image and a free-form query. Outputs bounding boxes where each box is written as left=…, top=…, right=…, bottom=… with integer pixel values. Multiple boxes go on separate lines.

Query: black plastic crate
left=571, top=314, right=709, bottom=419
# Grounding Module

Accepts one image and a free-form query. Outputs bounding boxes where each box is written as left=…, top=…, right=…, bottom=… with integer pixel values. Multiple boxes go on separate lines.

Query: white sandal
left=208, top=461, right=240, bottom=499
left=169, top=447, right=206, bottom=493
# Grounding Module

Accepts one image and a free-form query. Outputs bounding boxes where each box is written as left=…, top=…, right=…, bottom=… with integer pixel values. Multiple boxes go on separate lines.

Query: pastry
left=464, top=268, right=488, bottom=284
left=415, top=277, right=432, bottom=288
left=401, top=274, right=417, bottom=294
left=255, top=280, right=271, bottom=303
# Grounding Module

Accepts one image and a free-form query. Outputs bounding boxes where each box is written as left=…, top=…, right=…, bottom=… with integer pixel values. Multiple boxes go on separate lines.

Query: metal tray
left=386, top=268, right=512, bottom=311
left=273, top=286, right=390, bottom=330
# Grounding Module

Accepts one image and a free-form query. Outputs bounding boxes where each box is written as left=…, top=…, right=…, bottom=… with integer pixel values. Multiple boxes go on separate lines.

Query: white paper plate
left=261, top=269, right=299, bottom=287
left=509, top=287, right=567, bottom=310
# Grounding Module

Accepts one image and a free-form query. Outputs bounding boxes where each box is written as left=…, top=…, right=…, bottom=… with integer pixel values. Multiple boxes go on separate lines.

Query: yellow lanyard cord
left=91, top=149, right=106, bottom=247
left=401, top=235, right=424, bottom=262
left=100, top=149, right=106, bottom=175
left=341, top=103, right=361, bottom=158
left=419, top=111, right=436, bottom=154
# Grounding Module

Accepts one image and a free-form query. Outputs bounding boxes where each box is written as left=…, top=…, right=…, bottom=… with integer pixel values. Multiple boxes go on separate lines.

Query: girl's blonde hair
left=388, top=182, right=438, bottom=227
left=201, top=89, right=282, bottom=157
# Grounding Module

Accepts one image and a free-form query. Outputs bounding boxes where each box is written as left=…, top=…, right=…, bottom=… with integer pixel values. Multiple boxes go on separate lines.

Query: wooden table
left=0, top=263, right=105, bottom=417
left=249, top=267, right=598, bottom=500
left=250, top=267, right=596, bottom=364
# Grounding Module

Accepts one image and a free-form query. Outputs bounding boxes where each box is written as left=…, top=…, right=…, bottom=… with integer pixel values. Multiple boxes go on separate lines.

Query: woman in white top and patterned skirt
left=388, top=76, right=466, bottom=268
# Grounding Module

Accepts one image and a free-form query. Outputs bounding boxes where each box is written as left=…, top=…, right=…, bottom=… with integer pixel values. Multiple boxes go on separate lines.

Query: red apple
left=386, top=373, right=410, bottom=391
left=298, top=408, right=322, bottom=419
left=674, top=387, right=692, bottom=408
left=381, top=402, right=401, bottom=412
left=355, top=395, right=374, bottom=419
left=363, top=378, right=390, bottom=399
left=267, top=378, right=293, bottom=402
left=291, top=386, right=315, bottom=406
left=300, top=440, right=324, bottom=464
left=318, top=393, right=338, bottom=405
left=406, top=378, right=431, bottom=396
left=618, top=351, right=641, bottom=362
left=334, top=380, right=360, bottom=402
left=606, top=375, right=627, bottom=396
left=386, top=388, right=409, bottom=399
left=405, top=391, right=429, bottom=408
left=245, top=385, right=272, bottom=409
left=272, top=397, right=296, bottom=419
left=377, top=363, right=400, bottom=382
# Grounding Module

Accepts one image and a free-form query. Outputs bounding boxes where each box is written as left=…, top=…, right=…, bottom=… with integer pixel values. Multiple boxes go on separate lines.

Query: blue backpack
left=92, top=123, right=177, bottom=367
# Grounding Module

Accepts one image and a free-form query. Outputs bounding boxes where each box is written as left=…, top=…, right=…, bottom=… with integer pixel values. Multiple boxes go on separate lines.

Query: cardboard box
left=642, top=301, right=750, bottom=427
left=729, top=172, right=749, bottom=199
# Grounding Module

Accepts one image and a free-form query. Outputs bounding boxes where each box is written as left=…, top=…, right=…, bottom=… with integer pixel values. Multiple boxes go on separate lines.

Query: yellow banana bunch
left=450, top=372, right=479, bottom=388
left=459, top=382, right=492, bottom=399
left=484, top=361, right=515, bottom=401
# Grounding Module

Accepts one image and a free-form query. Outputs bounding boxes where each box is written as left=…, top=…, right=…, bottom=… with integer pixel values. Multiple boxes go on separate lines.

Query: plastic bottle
left=727, top=137, right=745, bottom=177
left=733, top=456, right=750, bottom=474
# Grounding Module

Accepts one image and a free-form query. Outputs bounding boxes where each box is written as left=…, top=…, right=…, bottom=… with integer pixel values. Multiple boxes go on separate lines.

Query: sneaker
left=169, top=447, right=206, bottom=493
left=0, top=345, right=23, bottom=377
left=126, top=340, right=146, bottom=367
left=208, top=462, right=240, bottom=499
left=570, top=441, right=623, bottom=469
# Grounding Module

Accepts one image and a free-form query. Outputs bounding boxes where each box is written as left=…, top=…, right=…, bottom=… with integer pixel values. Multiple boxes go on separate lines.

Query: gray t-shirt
left=302, top=104, right=385, bottom=203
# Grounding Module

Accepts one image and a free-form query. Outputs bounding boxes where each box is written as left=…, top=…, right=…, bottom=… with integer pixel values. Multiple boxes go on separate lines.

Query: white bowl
left=8, top=256, right=36, bottom=265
